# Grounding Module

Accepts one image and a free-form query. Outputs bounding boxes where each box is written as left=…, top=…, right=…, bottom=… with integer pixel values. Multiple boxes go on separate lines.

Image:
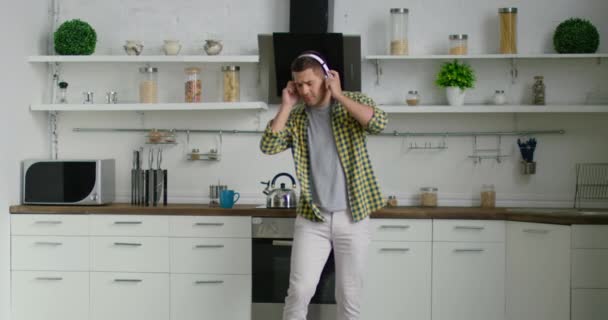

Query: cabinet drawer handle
left=114, top=242, right=142, bottom=246
left=194, top=222, right=224, bottom=226
left=523, top=229, right=550, bottom=234
left=35, top=277, right=63, bottom=281
left=380, top=248, right=410, bottom=252
left=453, top=248, right=485, bottom=253
left=35, top=241, right=63, bottom=246
left=454, top=226, right=485, bottom=230
left=195, top=280, right=224, bottom=284
left=195, top=244, right=225, bottom=249
left=380, top=225, right=410, bottom=229
left=114, top=279, right=142, bottom=283
left=34, top=221, right=62, bottom=225
left=272, top=240, right=293, bottom=247
left=113, top=221, right=143, bottom=225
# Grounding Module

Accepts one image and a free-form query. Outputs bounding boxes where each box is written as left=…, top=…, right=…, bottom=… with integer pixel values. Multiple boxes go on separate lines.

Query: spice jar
left=449, top=34, right=468, bottom=55
left=493, top=90, right=506, bottom=105
left=499, top=7, right=517, bottom=54
left=185, top=67, right=202, bottom=103
left=420, top=187, right=438, bottom=207
left=532, top=76, right=545, bottom=105
left=406, top=90, right=420, bottom=106
left=58, top=81, right=68, bottom=104
left=387, top=195, right=398, bottom=207
left=389, top=8, right=409, bottom=55
left=480, top=184, right=496, bottom=208
left=139, top=66, right=158, bottom=103
left=222, top=65, right=240, bottom=102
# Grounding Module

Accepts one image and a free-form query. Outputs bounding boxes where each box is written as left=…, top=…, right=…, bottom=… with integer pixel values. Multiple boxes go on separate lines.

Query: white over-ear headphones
left=297, top=53, right=330, bottom=78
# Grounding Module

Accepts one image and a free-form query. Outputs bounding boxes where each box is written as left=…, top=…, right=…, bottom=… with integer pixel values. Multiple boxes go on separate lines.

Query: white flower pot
left=446, top=87, right=466, bottom=106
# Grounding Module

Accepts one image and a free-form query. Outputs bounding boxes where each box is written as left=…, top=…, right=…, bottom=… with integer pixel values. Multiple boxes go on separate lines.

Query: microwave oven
left=21, top=159, right=115, bottom=205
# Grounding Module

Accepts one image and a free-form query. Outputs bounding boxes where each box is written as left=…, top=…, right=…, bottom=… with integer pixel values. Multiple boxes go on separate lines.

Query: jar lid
left=420, top=187, right=438, bottom=192
left=221, top=65, right=240, bottom=71
left=390, top=8, right=409, bottom=13
left=498, top=7, right=517, bottom=13
left=185, top=67, right=201, bottom=74
left=449, top=34, right=468, bottom=40
left=139, top=67, right=158, bottom=73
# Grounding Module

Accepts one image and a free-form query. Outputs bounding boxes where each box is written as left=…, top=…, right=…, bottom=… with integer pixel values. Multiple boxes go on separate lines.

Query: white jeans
left=283, top=210, right=371, bottom=320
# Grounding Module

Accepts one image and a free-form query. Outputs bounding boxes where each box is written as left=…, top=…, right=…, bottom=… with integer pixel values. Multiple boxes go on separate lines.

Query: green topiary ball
left=54, top=19, right=97, bottom=55
left=553, top=18, right=599, bottom=54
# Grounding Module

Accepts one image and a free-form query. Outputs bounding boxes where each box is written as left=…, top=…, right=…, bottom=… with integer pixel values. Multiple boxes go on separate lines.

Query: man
left=260, top=51, right=387, bottom=320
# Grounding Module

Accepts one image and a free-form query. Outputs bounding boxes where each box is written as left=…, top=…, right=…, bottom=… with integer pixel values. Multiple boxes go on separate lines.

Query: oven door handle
left=272, top=240, right=293, bottom=247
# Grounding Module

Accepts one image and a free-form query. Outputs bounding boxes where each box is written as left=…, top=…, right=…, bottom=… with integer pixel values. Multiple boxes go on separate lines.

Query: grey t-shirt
left=305, top=104, right=349, bottom=212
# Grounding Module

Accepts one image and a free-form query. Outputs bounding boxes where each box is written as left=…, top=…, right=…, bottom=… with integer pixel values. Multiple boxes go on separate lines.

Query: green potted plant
left=54, top=19, right=97, bottom=55
left=435, top=60, right=476, bottom=106
left=553, top=18, right=599, bottom=54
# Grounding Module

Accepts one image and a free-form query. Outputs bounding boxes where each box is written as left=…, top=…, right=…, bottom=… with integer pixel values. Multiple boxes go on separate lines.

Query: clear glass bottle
left=139, top=66, right=158, bottom=103
left=221, top=65, right=240, bottom=102
left=480, top=184, right=496, bottom=208
left=532, top=76, right=545, bottom=105
left=493, top=90, right=506, bottom=105
left=449, top=34, right=468, bottom=55
left=389, top=8, right=409, bottom=55
left=58, top=81, right=68, bottom=104
left=185, top=67, right=202, bottom=103
left=499, top=7, right=518, bottom=54
left=420, top=187, right=438, bottom=207
left=406, top=90, right=420, bottom=106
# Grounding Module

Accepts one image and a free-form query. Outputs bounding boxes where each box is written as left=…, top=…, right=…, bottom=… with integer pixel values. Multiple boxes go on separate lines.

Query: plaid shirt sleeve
left=259, top=119, right=293, bottom=155
left=350, top=93, right=388, bottom=135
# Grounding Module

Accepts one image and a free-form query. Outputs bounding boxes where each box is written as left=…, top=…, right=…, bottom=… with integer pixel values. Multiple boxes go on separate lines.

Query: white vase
left=446, top=86, right=466, bottom=106
left=162, top=40, right=181, bottom=55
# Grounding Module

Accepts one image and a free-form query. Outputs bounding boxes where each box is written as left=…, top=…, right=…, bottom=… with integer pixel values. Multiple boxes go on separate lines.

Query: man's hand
left=281, top=80, right=299, bottom=109
left=325, top=70, right=343, bottom=99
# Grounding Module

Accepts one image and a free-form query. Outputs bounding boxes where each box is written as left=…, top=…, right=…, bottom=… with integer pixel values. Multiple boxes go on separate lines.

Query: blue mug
left=220, top=190, right=240, bottom=208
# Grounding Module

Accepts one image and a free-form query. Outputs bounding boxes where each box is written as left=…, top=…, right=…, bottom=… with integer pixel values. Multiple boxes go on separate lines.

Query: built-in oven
left=252, top=217, right=337, bottom=320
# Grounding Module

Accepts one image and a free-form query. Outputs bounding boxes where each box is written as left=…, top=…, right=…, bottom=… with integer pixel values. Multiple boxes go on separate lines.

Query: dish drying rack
left=574, top=163, right=608, bottom=208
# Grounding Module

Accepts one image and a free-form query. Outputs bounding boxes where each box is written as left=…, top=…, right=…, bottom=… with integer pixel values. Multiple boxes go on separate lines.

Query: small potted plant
left=553, top=18, right=599, bottom=54
left=435, top=60, right=476, bottom=106
left=54, top=19, right=97, bottom=55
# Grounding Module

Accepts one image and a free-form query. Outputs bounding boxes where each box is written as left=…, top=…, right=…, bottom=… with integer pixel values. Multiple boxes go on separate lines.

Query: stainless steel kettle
left=261, top=172, right=297, bottom=209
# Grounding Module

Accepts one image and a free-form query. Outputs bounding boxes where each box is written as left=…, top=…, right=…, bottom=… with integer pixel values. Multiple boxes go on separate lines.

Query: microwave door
left=24, top=161, right=97, bottom=204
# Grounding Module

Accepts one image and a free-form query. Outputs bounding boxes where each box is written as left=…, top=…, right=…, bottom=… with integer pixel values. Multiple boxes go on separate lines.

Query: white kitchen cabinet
left=171, top=274, right=251, bottom=320
left=11, top=271, right=89, bottom=320
left=11, top=236, right=89, bottom=271
left=170, top=237, right=250, bottom=274
left=90, top=272, right=169, bottom=320
left=505, top=221, right=571, bottom=320
left=90, top=236, right=170, bottom=272
left=571, top=225, right=608, bottom=320
left=361, top=241, right=432, bottom=320
left=432, top=219, right=505, bottom=320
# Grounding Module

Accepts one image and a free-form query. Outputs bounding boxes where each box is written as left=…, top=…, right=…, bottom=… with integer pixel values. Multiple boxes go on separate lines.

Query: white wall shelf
left=380, top=105, right=608, bottom=114
left=30, top=102, right=268, bottom=111
left=28, top=55, right=260, bottom=63
left=366, top=53, right=608, bottom=60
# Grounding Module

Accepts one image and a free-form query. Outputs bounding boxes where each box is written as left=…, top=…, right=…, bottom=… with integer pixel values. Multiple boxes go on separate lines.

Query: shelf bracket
left=49, top=111, right=59, bottom=159
left=597, top=57, right=602, bottom=65
left=373, top=59, right=382, bottom=85
left=510, top=58, right=518, bottom=84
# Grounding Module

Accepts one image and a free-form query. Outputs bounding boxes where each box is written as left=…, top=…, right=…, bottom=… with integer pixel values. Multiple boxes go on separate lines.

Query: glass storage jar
left=406, top=90, right=420, bottom=106
left=480, top=184, right=496, bottom=208
left=532, top=76, right=545, bottom=105
left=493, top=90, right=506, bottom=105
left=185, top=67, right=202, bottom=103
left=389, top=8, right=409, bottom=55
left=221, top=65, right=240, bottom=102
left=420, top=187, right=438, bottom=207
left=499, top=7, right=517, bottom=54
left=449, top=34, right=468, bottom=55
left=139, top=66, right=158, bottom=103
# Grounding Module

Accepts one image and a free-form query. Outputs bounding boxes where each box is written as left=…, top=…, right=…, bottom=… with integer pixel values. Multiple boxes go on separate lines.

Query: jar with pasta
left=480, top=184, right=496, bottom=208
left=449, top=34, right=468, bottom=55
left=184, top=67, right=202, bottom=103
left=221, top=65, right=240, bottom=102
left=139, top=66, right=158, bottom=103
left=389, top=8, right=409, bottom=55
left=499, top=7, right=517, bottom=54
left=420, top=187, right=438, bottom=207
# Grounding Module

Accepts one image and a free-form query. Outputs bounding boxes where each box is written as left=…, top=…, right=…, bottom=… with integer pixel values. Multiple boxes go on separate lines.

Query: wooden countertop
left=9, top=203, right=608, bottom=225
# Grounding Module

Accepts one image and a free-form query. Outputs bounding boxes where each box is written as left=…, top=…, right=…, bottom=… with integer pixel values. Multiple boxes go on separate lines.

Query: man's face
left=292, top=68, right=328, bottom=107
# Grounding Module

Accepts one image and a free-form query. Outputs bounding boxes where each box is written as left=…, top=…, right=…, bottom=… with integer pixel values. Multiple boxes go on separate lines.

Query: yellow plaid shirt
left=260, top=91, right=387, bottom=222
